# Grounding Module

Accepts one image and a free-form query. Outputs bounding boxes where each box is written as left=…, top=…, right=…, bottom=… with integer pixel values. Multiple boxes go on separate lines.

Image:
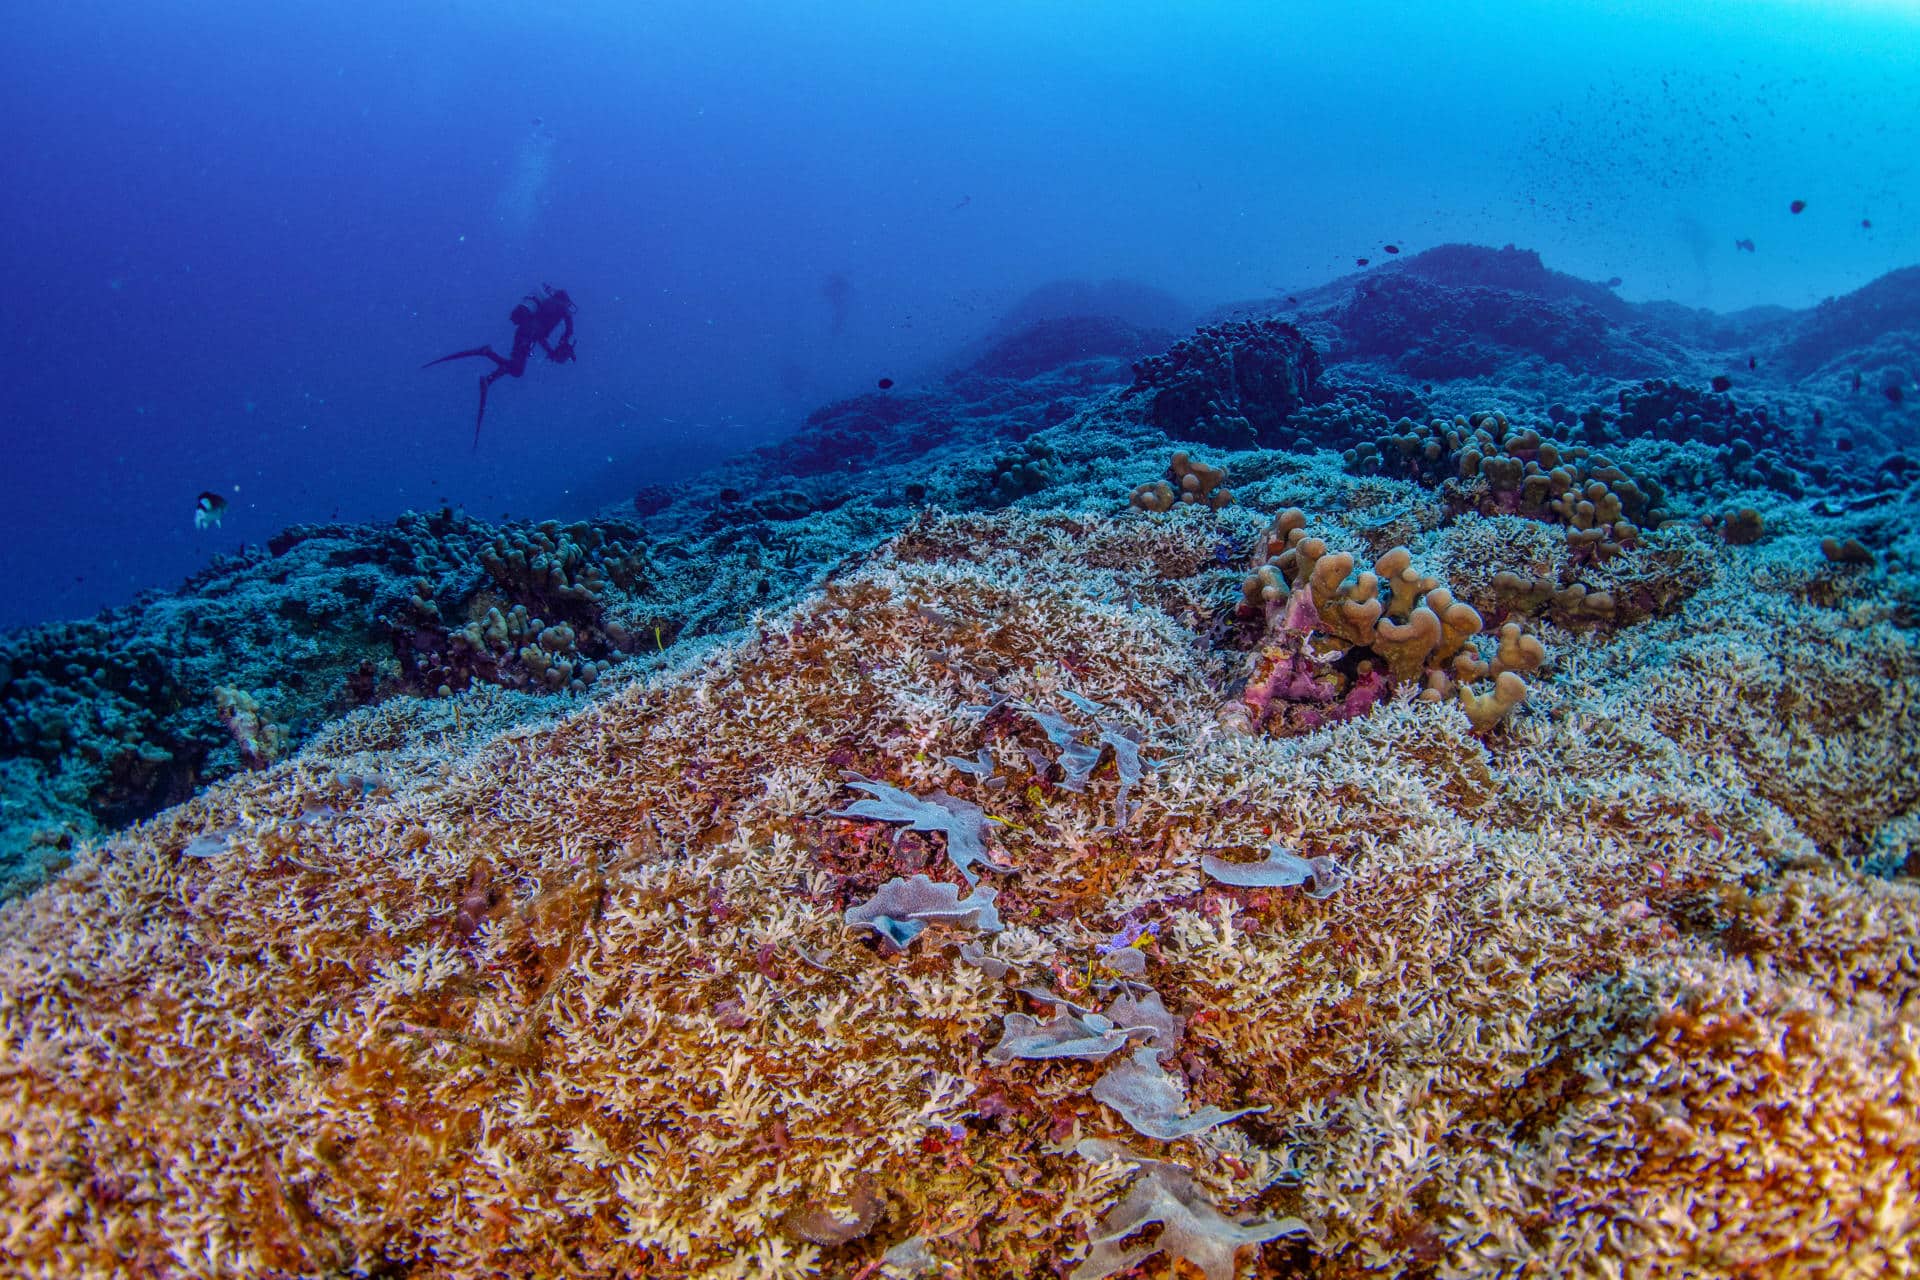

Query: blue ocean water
left=0, top=0, right=1914, bottom=631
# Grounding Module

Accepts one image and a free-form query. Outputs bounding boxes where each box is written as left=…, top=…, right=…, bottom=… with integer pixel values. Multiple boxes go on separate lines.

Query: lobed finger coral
left=1227, top=508, right=1544, bottom=735
left=1132, top=451, right=1234, bottom=513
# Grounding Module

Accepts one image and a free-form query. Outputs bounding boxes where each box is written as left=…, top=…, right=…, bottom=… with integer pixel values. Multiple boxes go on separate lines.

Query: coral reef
left=5, top=489, right=1912, bottom=1278
left=1316, top=250, right=1689, bottom=381
left=4, top=242, right=1920, bottom=1279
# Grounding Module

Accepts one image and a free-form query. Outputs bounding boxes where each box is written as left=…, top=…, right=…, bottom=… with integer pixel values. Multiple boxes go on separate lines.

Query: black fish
left=1383, top=244, right=1400, bottom=254
left=194, top=490, right=228, bottom=530
left=1711, top=375, right=1733, bottom=393
left=1890, top=384, right=1907, bottom=405
left=1605, top=276, right=1623, bottom=287
left=1789, top=199, right=1806, bottom=214
left=1735, top=238, right=1756, bottom=253
left=1852, top=371, right=1864, bottom=393
left=1748, top=356, right=1757, bottom=370
left=1355, top=257, right=1370, bottom=267
left=877, top=377, right=894, bottom=390
left=1862, top=218, right=1873, bottom=230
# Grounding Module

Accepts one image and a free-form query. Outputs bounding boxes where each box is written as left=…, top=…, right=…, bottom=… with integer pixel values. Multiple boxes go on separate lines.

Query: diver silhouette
left=424, top=284, right=577, bottom=447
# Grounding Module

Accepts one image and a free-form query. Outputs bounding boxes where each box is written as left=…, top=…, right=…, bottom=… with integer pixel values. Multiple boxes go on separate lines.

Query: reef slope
left=0, top=491, right=1915, bottom=1278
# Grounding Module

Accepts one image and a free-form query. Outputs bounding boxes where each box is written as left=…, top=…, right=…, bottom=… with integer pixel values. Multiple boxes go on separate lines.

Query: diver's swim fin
left=423, top=346, right=495, bottom=369
left=473, top=376, right=490, bottom=451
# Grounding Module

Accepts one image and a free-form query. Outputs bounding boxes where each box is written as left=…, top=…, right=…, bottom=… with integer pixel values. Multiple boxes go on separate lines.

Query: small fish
left=1606, top=276, right=1623, bottom=288
left=876, top=377, right=894, bottom=390
left=1789, top=199, right=1807, bottom=214
left=1890, top=384, right=1907, bottom=405
left=194, top=491, right=228, bottom=530
left=1355, top=257, right=1370, bottom=267
left=1813, top=409, right=1824, bottom=428
left=1711, top=375, right=1733, bottom=393
left=1286, top=295, right=1299, bottom=305
left=1383, top=244, right=1400, bottom=254
left=1862, top=218, right=1873, bottom=230
left=1747, top=356, right=1757, bottom=370
left=1735, top=238, right=1756, bottom=253
left=1852, top=371, right=1864, bottom=392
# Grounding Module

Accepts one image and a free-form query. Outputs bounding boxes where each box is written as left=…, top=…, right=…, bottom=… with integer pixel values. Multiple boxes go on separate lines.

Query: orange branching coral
left=0, top=504, right=1913, bottom=1279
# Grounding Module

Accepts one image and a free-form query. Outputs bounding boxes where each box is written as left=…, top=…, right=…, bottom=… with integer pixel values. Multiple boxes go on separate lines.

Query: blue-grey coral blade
left=987, top=1010, right=1149, bottom=1063
left=828, top=781, right=1013, bottom=883
left=1091, top=1047, right=1267, bottom=1141
left=1202, top=845, right=1345, bottom=897
left=844, top=874, right=1003, bottom=936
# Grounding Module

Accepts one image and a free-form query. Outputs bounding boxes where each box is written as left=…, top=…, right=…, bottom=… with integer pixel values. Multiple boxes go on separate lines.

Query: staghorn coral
left=0, top=501, right=1914, bottom=1280
left=1621, top=572, right=1920, bottom=867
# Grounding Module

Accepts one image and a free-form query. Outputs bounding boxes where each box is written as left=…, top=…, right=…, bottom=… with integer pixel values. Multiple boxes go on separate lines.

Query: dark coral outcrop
left=1128, top=317, right=1323, bottom=448
left=966, top=314, right=1172, bottom=382
left=1325, top=267, right=1686, bottom=381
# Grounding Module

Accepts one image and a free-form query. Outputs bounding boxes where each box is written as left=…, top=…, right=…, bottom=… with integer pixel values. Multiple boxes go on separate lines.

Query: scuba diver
left=424, top=284, right=577, bottom=447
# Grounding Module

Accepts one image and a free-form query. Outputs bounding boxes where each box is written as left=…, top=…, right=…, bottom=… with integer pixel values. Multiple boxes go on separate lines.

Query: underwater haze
left=1, top=0, right=1916, bottom=629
